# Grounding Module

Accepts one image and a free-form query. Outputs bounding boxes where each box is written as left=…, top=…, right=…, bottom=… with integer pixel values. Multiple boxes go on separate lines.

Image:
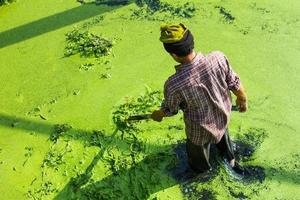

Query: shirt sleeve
left=160, top=82, right=180, bottom=117
left=218, top=53, right=241, bottom=91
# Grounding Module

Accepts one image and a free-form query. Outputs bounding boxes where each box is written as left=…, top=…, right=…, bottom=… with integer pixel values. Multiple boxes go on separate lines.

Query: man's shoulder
left=164, top=72, right=184, bottom=94
left=164, top=74, right=177, bottom=88
left=206, top=51, right=226, bottom=60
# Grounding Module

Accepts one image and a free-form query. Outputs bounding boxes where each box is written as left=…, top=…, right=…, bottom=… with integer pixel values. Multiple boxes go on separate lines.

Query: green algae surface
left=0, top=0, right=300, bottom=199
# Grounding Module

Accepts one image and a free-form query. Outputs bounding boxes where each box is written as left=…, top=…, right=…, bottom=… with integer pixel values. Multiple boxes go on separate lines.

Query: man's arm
left=218, top=52, right=248, bottom=113
left=151, top=82, right=180, bottom=122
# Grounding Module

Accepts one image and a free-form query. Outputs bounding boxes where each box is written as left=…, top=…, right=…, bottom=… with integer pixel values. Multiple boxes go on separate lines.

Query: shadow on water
left=1, top=112, right=298, bottom=199
left=54, top=141, right=261, bottom=200
left=0, top=2, right=123, bottom=48
left=55, top=141, right=216, bottom=200
left=0, top=112, right=158, bottom=150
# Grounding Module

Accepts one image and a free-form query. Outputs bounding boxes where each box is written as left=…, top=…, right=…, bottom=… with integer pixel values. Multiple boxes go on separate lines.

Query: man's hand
left=151, top=110, right=166, bottom=122
left=232, top=83, right=248, bottom=113
left=236, top=97, right=247, bottom=112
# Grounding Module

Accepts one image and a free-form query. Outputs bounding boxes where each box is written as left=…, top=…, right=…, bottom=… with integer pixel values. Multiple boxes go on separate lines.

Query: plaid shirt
left=161, top=51, right=240, bottom=145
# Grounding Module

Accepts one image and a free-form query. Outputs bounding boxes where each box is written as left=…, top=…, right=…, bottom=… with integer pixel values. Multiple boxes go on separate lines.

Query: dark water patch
left=224, top=158, right=265, bottom=184
left=170, top=142, right=194, bottom=182
left=232, top=141, right=255, bottom=161
left=243, top=166, right=265, bottom=183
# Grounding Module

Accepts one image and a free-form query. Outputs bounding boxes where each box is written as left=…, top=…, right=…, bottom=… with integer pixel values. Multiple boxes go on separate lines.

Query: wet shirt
left=161, top=51, right=240, bottom=145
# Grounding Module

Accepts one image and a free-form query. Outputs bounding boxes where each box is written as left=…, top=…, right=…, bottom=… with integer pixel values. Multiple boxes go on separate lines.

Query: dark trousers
left=186, top=130, right=235, bottom=172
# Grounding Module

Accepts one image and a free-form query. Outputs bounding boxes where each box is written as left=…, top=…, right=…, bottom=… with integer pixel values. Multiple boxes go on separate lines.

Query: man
left=151, top=23, right=248, bottom=173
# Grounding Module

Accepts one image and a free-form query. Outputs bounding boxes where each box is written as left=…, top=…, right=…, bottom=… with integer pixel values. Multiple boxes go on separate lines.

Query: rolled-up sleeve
left=160, top=82, right=181, bottom=117
left=218, top=53, right=241, bottom=91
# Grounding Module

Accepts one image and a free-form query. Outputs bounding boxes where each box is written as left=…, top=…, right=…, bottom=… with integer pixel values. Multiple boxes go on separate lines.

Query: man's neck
left=180, top=51, right=196, bottom=64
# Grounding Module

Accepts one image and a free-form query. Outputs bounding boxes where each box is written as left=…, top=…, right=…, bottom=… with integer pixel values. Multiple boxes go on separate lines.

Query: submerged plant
left=64, top=28, right=113, bottom=58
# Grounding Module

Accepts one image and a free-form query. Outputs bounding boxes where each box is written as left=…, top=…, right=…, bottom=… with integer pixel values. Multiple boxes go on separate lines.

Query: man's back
left=163, top=51, right=240, bottom=144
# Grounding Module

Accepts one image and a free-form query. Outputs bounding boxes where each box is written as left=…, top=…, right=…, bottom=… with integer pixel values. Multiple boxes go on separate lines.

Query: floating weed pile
left=112, top=87, right=162, bottom=134
left=64, top=28, right=113, bottom=58
left=0, top=0, right=14, bottom=6
left=132, top=0, right=196, bottom=20
left=79, top=63, right=94, bottom=71
left=65, top=19, right=115, bottom=79
left=215, top=6, right=235, bottom=24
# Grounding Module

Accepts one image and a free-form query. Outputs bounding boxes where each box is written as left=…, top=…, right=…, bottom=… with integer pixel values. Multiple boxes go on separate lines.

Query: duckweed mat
left=0, top=0, right=299, bottom=199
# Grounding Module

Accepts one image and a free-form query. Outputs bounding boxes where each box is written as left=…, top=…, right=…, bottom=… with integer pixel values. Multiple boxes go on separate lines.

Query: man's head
left=160, top=23, right=194, bottom=63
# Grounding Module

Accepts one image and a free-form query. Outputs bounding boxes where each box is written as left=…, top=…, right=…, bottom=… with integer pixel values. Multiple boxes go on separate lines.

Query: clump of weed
left=42, top=143, right=72, bottom=170
left=23, top=146, right=34, bottom=166
left=132, top=0, right=196, bottom=20
left=102, top=149, right=132, bottom=174
left=215, top=6, right=235, bottom=24
left=79, top=63, right=94, bottom=71
left=27, top=181, right=58, bottom=200
left=100, top=73, right=111, bottom=79
left=0, top=0, right=15, bottom=6
left=112, top=87, right=162, bottom=133
left=42, top=150, right=65, bottom=170
left=64, top=28, right=113, bottom=58
left=50, top=124, right=72, bottom=142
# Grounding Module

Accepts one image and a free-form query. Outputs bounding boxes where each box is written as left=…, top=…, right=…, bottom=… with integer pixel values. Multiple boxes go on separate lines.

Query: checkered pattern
left=161, top=51, right=240, bottom=145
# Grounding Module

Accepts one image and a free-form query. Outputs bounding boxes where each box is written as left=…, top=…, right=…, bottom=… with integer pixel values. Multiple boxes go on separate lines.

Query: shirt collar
left=174, top=53, right=201, bottom=71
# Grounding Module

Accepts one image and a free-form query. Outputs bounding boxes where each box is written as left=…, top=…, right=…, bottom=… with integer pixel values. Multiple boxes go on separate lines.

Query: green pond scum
left=0, top=0, right=299, bottom=199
